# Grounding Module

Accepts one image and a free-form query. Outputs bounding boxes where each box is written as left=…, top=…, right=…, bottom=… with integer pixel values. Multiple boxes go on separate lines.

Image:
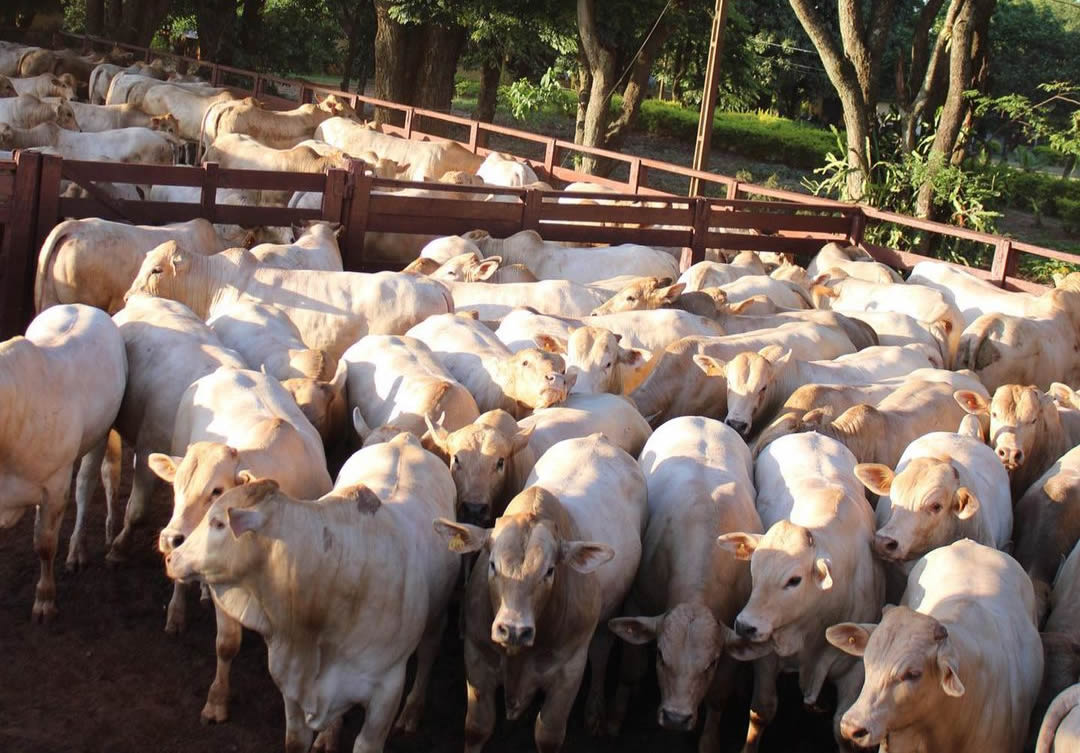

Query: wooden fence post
left=725, top=180, right=739, bottom=200
left=1, top=151, right=43, bottom=336
left=201, top=162, right=219, bottom=223
left=849, top=210, right=867, bottom=247
left=629, top=158, right=642, bottom=194
left=321, top=168, right=348, bottom=225
left=342, top=159, right=372, bottom=272
left=543, top=139, right=556, bottom=181
left=468, top=122, right=480, bottom=153
left=522, top=189, right=543, bottom=232
left=403, top=108, right=414, bottom=139
left=690, top=197, right=710, bottom=265
left=211, top=65, right=221, bottom=87
left=990, top=239, right=1015, bottom=288
left=254, top=74, right=263, bottom=99
left=35, top=153, right=62, bottom=250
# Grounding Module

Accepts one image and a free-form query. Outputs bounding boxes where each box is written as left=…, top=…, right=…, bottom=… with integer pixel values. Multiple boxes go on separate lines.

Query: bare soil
left=0, top=459, right=836, bottom=753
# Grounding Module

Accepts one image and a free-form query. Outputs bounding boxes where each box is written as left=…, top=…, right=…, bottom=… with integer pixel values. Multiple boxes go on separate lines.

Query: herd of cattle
left=4, top=36, right=1080, bottom=753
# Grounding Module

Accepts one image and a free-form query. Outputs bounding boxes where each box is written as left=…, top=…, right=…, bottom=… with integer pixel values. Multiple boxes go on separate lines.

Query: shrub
left=1059, top=196, right=1080, bottom=233
left=980, top=165, right=1080, bottom=219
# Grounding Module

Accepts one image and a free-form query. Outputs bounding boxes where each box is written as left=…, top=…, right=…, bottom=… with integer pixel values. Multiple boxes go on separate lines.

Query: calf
left=534, top=326, right=650, bottom=394
left=828, top=540, right=1042, bottom=753
left=609, top=417, right=769, bottom=751
left=434, top=434, right=647, bottom=753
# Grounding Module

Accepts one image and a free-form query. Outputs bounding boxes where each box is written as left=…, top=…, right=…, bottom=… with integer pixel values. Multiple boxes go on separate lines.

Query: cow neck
left=194, top=252, right=245, bottom=319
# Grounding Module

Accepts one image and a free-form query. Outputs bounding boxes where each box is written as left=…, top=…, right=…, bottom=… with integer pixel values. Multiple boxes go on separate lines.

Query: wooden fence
left=0, top=32, right=1075, bottom=339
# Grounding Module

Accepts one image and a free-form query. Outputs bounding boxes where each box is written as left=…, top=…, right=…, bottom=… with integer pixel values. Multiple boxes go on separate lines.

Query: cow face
left=858, top=459, right=979, bottom=562
left=125, top=241, right=190, bottom=301
left=151, top=442, right=256, bottom=554
left=150, top=114, right=179, bottom=136
left=0, top=123, right=12, bottom=149
left=589, top=277, right=683, bottom=316
left=956, top=385, right=1056, bottom=473
left=609, top=603, right=739, bottom=731
left=429, top=252, right=501, bottom=283
left=496, top=348, right=575, bottom=410
left=54, top=99, right=79, bottom=130
left=0, top=76, right=16, bottom=98
left=535, top=327, right=648, bottom=395
left=427, top=415, right=532, bottom=525
left=433, top=488, right=613, bottom=653
left=714, top=346, right=791, bottom=438
left=829, top=607, right=964, bottom=749
left=719, top=518, right=833, bottom=657
left=165, top=479, right=279, bottom=585
left=281, top=362, right=347, bottom=445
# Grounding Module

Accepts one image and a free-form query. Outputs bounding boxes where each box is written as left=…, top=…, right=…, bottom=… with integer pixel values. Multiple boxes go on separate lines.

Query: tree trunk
left=105, top=0, right=122, bottom=33
left=195, top=1, right=238, bottom=65
left=413, top=24, right=465, bottom=112
left=86, top=0, right=105, bottom=36
left=915, top=0, right=996, bottom=219
left=340, top=31, right=358, bottom=92
left=902, top=0, right=958, bottom=153
left=576, top=0, right=617, bottom=175
left=574, top=56, right=591, bottom=147
left=373, top=0, right=417, bottom=124
left=121, top=0, right=172, bottom=47
left=476, top=56, right=501, bottom=124
left=238, top=0, right=265, bottom=50
left=789, top=0, right=872, bottom=199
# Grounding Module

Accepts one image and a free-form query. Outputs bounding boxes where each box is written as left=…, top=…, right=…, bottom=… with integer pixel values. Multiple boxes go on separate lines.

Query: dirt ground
left=0, top=461, right=837, bottom=753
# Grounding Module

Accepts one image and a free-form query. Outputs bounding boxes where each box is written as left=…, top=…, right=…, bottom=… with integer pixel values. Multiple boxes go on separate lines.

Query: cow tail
left=34, top=223, right=70, bottom=312
left=1037, top=684, right=1080, bottom=753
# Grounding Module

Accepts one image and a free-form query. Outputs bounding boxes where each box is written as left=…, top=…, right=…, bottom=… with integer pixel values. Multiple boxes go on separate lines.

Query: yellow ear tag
left=449, top=534, right=468, bottom=553
left=848, top=636, right=856, bottom=645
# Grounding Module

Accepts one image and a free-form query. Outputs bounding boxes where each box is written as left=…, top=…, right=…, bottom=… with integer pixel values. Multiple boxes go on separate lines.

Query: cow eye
left=544, top=565, right=555, bottom=579
left=151, top=266, right=163, bottom=275
left=626, top=295, right=636, bottom=302
left=901, top=668, right=922, bottom=682
left=929, top=502, right=943, bottom=514
left=785, top=576, right=802, bottom=589
left=521, top=359, right=530, bottom=367
left=450, top=455, right=458, bottom=468
left=210, top=518, right=225, bottom=530
left=496, top=458, right=505, bottom=472
left=603, top=361, right=612, bottom=369
left=759, top=385, right=767, bottom=395
left=211, top=487, right=223, bottom=498
left=488, top=559, right=497, bottom=576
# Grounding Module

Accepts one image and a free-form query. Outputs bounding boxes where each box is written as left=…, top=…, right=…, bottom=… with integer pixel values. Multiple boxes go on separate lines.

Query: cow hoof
left=200, top=702, right=228, bottom=725
left=32, top=599, right=57, bottom=624
left=105, top=546, right=129, bottom=567
left=164, top=616, right=185, bottom=636
left=65, top=542, right=90, bottom=572
left=311, top=730, right=338, bottom=753
left=393, top=705, right=422, bottom=736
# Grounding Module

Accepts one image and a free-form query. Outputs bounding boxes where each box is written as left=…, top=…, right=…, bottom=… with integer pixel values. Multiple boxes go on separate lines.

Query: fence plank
left=320, top=168, right=347, bottom=225
left=1, top=152, right=41, bottom=336
left=35, top=153, right=63, bottom=250
left=990, top=239, right=1014, bottom=288
left=342, top=162, right=371, bottom=272
left=201, top=162, right=219, bottom=222
left=691, top=198, right=709, bottom=264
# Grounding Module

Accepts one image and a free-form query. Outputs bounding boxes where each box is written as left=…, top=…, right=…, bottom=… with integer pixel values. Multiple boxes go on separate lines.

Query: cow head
left=152, top=441, right=258, bottom=554
left=426, top=412, right=532, bottom=525
left=535, top=327, right=649, bottom=395
left=955, top=385, right=1057, bottom=474
left=280, top=360, right=347, bottom=446
left=318, top=94, right=360, bottom=121
left=590, top=277, right=684, bottom=316
left=706, top=346, right=791, bottom=439
left=719, top=513, right=835, bottom=657
left=858, top=459, right=979, bottom=562
left=829, top=607, right=964, bottom=749
left=494, top=348, right=575, bottom=410
left=125, top=241, right=191, bottom=302
left=430, top=252, right=501, bottom=283
left=165, top=479, right=282, bottom=585
left=54, top=99, right=79, bottom=130
left=433, top=487, right=613, bottom=652
left=50, top=75, right=76, bottom=100
left=0, top=76, right=16, bottom=98
left=609, top=603, right=740, bottom=731
left=0, top=123, right=12, bottom=149
left=150, top=114, right=180, bottom=136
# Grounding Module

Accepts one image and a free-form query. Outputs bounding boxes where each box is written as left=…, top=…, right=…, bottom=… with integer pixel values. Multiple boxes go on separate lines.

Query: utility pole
left=689, top=0, right=731, bottom=197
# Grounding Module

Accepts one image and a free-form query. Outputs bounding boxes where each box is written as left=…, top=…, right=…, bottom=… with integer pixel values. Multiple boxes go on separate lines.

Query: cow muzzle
left=158, top=528, right=185, bottom=554
left=460, top=502, right=491, bottom=526
left=658, top=707, right=695, bottom=731
left=492, top=619, right=536, bottom=649
left=840, top=711, right=882, bottom=748
left=725, top=417, right=751, bottom=438
left=872, top=533, right=904, bottom=561
left=995, top=444, right=1023, bottom=471
left=734, top=616, right=768, bottom=642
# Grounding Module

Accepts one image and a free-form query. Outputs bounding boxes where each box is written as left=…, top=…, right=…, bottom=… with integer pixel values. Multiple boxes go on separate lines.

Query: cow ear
left=937, top=647, right=966, bottom=697
left=1049, top=382, right=1075, bottom=406
left=330, top=358, right=347, bottom=391
left=560, top=541, right=615, bottom=573
left=148, top=453, right=182, bottom=483
left=352, top=406, right=371, bottom=441
left=474, top=258, right=501, bottom=281
left=760, top=346, right=791, bottom=368
left=168, top=250, right=186, bottom=273
left=619, top=346, right=648, bottom=366
left=432, top=518, right=490, bottom=554
left=693, top=354, right=725, bottom=377
left=953, top=487, right=980, bottom=520
left=855, top=463, right=894, bottom=496
left=813, top=557, right=834, bottom=591
left=534, top=334, right=567, bottom=354
left=235, top=469, right=256, bottom=485
left=716, top=532, right=761, bottom=561
left=608, top=615, right=660, bottom=645
left=424, top=413, right=451, bottom=453
left=657, top=283, right=685, bottom=304
left=227, top=506, right=266, bottom=538
left=954, top=390, right=989, bottom=415
left=511, top=424, right=534, bottom=453
left=727, top=298, right=757, bottom=315
left=826, top=623, right=875, bottom=657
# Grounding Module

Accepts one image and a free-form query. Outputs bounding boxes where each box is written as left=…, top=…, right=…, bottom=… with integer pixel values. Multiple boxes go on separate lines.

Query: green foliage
left=634, top=101, right=836, bottom=169
left=232, top=0, right=343, bottom=75
left=1059, top=197, right=1080, bottom=234
left=60, top=0, right=84, bottom=33
left=979, top=164, right=1080, bottom=219
left=973, top=82, right=1080, bottom=170
left=989, top=1, right=1080, bottom=103
left=501, top=68, right=574, bottom=121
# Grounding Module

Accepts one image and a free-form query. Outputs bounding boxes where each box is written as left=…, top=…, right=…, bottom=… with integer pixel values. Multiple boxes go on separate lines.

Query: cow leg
left=33, top=470, right=71, bottom=623
left=101, top=429, right=123, bottom=546
left=201, top=605, right=242, bottom=724
left=393, top=610, right=446, bottom=735
left=352, top=662, right=406, bottom=753
left=584, top=629, right=614, bottom=735
left=165, top=580, right=190, bottom=635
left=534, top=648, right=589, bottom=753
left=284, top=696, right=315, bottom=753
left=608, top=641, right=646, bottom=736
left=311, top=717, right=343, bottom=753
left=108, top=445, right=158, bottom=562
left=463, top=639, right=499, bottom=753
left=67, top=439, right=107, bottom=571
left=741, top=655, right=779, bottom=753
left=699, top=658, right=739, bottom=753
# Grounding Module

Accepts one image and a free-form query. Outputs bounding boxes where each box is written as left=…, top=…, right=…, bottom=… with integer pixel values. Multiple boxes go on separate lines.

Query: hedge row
left=980, top=165, right=1080, bottom=221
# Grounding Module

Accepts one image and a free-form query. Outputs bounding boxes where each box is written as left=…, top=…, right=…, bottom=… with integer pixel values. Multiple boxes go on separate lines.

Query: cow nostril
left=170, top=534, right=185, bottom=548
left=996, top=447, right=1007, bottom=458
left=660, top=709, right=693, bottom=729
left=519, top=626, right=535, bottom=644
left=851, top=727, right=869, bottom=741
left=883, top=539, right=897, bottom=552
left=495, top=624, right=509, bottom=640
left=735, top=620, right=757, bottom=638
left=1015, top=450, right=1024, bottom=463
